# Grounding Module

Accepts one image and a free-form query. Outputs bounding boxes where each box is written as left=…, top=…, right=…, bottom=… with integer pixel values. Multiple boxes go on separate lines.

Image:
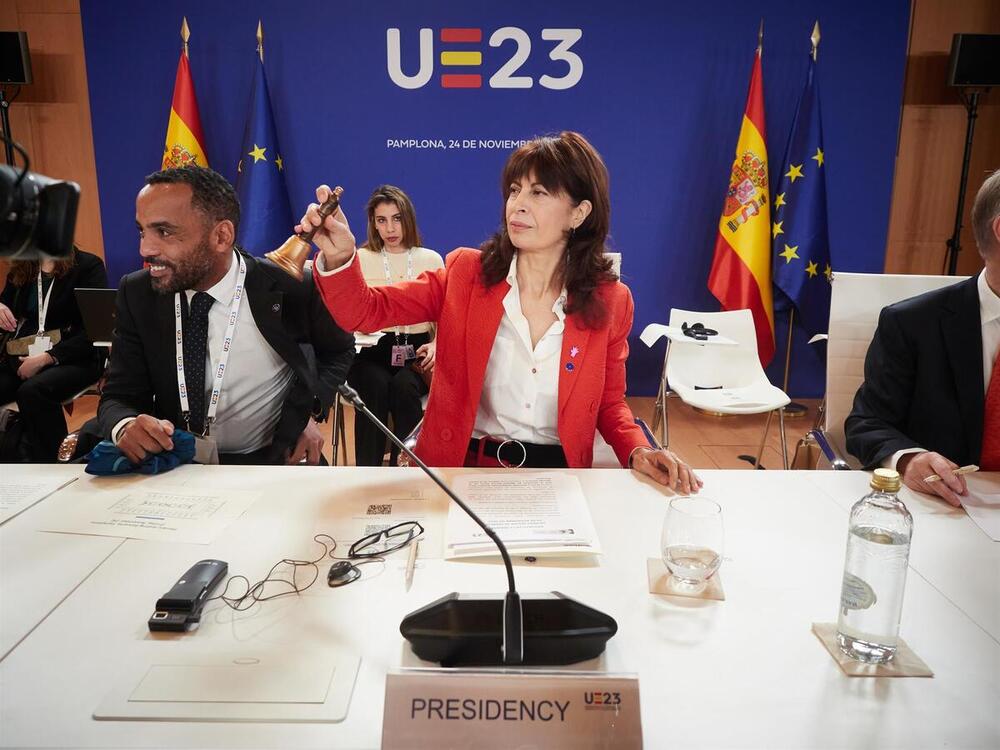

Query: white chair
left=647, top=308, right=791, bottom=469
left=818, top=272, right=968, bottom=468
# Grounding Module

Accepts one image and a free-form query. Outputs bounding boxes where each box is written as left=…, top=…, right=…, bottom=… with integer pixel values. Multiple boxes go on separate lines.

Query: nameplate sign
left=381, top=669, right=642, bottom=749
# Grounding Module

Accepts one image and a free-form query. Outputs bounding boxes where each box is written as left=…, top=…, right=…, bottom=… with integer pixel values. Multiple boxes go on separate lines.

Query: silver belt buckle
left=496, top=439, right=527, bottom=469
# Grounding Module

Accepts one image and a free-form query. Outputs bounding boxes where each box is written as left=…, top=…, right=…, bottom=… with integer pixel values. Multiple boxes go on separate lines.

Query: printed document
left=445, top=473, right=600, bottom=558
left=961, top=474, right=1000, bottom=542
left=36, top=483, right=260, bottom=544
left=0, top=468, right=77, bottom=525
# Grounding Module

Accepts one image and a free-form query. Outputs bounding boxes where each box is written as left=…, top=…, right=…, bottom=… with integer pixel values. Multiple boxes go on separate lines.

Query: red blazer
left=314, top=248, right=646, bottom=468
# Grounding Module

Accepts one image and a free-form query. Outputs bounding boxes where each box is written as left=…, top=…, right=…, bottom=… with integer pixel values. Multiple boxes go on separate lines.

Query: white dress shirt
left=317, top=250, right=568, bottom=445
left=887, top=269, right=1000, bottom=469
left=471, top=253, right=567, bottom=445
left=115, top=251, right=294, bottom=454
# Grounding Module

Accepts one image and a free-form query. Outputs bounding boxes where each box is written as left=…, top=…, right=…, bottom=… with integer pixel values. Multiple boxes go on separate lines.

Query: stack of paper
left=445, top=473, right=601, bottom=558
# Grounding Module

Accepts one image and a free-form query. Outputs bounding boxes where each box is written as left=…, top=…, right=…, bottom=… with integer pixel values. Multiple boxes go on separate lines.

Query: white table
left=1, top=466, right=997, bottom=748
left=0, top=465, right=124, bottom=661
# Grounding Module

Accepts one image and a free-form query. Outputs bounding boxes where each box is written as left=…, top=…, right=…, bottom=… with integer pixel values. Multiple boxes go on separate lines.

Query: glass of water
left=661, top=496, right=723, bottom=593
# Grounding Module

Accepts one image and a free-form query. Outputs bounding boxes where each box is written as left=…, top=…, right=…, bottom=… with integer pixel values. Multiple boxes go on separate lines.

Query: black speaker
left=0, top=31, right=32, bottom=85
left=947, top=34, right=1000, bottom=88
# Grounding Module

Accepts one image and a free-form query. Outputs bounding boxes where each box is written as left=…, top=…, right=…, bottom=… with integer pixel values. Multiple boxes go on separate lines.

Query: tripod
left=945, top=88, right=990, bottom=276
left=0, top=86, right=16, bottom=165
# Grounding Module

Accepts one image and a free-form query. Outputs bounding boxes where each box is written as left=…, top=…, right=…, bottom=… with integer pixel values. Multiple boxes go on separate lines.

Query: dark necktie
left=183, top=291, right=215, bottom=434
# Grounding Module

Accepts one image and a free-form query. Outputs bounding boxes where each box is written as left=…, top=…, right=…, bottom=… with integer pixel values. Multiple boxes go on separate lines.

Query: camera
left=0, top=162, right=80, bottom=260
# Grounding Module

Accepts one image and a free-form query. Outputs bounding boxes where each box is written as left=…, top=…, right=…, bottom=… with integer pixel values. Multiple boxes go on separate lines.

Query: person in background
left=846, top=169, right=1000, bottom=505
left=302, top=131, right=701, bottom=492
left=0, top=248, right=108, bottom=461
left=350, top=185, right=444, bottom=465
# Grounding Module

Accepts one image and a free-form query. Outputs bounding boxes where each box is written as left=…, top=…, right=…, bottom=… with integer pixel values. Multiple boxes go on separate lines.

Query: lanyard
left=381, top=248, right=413, bottom=341
left=173, top=254, right=247, bottom=434
left=36, top=272, right=55, bottom=333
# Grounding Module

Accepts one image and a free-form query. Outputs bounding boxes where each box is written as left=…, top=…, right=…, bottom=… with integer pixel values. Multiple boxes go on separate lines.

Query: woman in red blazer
left=304, top=132, right=700, bottom=492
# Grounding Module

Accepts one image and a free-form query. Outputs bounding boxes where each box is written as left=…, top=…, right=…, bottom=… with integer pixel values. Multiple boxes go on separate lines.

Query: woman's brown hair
left=6, top=250, right=77, bottom=287
left=479, top=131, right=617, bottom=329
left=363, top=185, right=422, bottom=253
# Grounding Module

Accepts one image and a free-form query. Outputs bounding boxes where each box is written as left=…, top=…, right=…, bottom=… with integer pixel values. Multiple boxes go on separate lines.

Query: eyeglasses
left=348, top=521, right=424, bottom=558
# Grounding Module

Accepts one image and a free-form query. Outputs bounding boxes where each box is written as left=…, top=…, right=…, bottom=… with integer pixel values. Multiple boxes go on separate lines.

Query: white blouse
left=472, top=253, right=567, bottom=445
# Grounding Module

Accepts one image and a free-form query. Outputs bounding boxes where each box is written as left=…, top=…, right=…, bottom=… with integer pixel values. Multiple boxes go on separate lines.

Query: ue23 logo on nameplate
left=387, top=27, right=583, bottom=90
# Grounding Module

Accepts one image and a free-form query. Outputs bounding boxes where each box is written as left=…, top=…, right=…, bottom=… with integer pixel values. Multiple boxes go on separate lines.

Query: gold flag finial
left=256, top=20, right=264, bottom=63
left=811, top=21, right=821, bottom=61
left=181, top=17, right=190, bottom=57
left=757, top=18, right=764, bottom=53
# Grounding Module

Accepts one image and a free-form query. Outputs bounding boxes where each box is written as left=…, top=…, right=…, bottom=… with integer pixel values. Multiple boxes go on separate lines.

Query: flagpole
left=181, top=17, right=190, bottom=58
left=779, top=21, right=822, bottom=420
left=257, top=20, right=264, bottom=63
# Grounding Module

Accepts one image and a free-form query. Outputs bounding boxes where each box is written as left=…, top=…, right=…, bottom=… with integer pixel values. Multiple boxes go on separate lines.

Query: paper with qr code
left=322, top=487, right=448, bottom=559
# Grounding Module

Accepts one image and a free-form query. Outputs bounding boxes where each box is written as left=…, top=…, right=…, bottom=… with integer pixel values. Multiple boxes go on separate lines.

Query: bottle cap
left=870, top=468, right=901, bottom=493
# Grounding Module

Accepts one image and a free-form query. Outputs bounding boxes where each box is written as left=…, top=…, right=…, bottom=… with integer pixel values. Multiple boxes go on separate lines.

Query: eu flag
left=771, top=55, right=832, bottom=340
left=235, top=55, right=293, bottom=256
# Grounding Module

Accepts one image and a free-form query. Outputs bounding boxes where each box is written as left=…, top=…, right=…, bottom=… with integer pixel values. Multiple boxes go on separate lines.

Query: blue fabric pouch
left=84, top=429, right=197, bottom=476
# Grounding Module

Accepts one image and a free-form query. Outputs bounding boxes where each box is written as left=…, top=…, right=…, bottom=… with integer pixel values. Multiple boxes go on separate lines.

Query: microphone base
left=401, top=591, right=617, bottom=667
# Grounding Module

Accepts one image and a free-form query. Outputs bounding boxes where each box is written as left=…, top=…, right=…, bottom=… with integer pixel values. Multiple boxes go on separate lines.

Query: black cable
left=205, top=534, right=389, bottom=613
left=206, top=534, right=339, bottom=613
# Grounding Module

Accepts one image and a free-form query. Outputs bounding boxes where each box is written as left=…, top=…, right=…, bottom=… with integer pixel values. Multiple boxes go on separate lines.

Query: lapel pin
left=271, top=303, right=280, bottom=313
left=565, top=362, right=575, bottom=372
left=570, top=346, right=580, bottom=358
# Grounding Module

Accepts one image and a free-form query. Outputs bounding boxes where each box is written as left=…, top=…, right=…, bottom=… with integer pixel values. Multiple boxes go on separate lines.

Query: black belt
left=468, top=437, right=568, bottom=468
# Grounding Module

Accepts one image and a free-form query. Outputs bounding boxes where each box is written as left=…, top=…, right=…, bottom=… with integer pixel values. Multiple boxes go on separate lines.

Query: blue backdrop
left=80, top=1, right=910, bottom=397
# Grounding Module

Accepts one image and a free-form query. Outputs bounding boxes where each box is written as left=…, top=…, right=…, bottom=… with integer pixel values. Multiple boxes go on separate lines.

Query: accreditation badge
left=193, top=434, right=220, bottom=465
left=27, top=335, right=53, bottom=356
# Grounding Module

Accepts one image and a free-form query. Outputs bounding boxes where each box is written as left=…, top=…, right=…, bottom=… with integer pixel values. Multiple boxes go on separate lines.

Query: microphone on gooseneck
left=337, top=383, right=616, bottom=667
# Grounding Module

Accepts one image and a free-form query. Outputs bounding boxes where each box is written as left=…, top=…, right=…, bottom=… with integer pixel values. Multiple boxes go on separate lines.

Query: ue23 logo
left=387, top=27, right=583, bottom=90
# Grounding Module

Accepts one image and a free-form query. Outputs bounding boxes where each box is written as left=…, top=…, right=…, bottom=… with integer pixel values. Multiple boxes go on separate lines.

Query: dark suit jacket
left=98, top=249, right=355, bottom=463
left=1, top=249, right=108, bottom=368
left=845, top=275, right=984, bottom=469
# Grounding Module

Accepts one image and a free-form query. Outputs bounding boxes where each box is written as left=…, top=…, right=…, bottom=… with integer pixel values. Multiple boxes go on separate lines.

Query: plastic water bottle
left=836, top=468, right=913, bottom=664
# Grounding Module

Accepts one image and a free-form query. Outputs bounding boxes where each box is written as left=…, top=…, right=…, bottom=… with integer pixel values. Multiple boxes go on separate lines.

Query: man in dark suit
left=846, top=169, right=1000, bottom=505
left=98, top=166, right=354, bottom=465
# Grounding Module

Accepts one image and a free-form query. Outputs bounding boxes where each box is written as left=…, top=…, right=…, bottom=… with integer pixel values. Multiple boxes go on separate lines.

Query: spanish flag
left=162, top=18, right=209, bottom=169
left=707, top=42, right=774, bottom=365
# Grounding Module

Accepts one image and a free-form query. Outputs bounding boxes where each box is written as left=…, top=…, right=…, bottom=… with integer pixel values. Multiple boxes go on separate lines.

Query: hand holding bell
left=266, top=185, right=344, bottom=280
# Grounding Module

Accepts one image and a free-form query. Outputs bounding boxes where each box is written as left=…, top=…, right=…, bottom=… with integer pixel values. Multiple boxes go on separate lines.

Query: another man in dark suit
left=99, top=166, right=354, bottom=465
left=846, top=169, right=1000, bottom=505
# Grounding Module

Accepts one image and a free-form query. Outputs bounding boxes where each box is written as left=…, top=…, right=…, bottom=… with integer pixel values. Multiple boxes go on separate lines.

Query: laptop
left=74, top=288, right=117, bottom=346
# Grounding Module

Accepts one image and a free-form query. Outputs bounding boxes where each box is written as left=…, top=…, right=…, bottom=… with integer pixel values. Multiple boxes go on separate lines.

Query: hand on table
left=118, top=415, right=174, bottom=464
left=630, top=447, right=703, bottom=494
left=898, top=451, right=967, bottom=507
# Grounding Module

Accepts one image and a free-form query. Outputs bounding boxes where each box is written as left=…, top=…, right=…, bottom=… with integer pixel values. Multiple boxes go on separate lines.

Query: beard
left=150, top=235, right=217, bottom=295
